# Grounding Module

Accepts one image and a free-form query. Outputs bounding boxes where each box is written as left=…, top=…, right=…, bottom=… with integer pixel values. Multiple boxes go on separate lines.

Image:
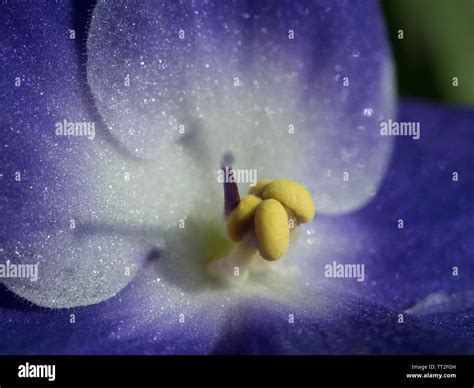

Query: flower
left=0, top=0, right=473, bottom=354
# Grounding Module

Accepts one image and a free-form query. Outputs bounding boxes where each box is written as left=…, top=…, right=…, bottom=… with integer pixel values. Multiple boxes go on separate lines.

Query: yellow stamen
left=254, top=199, right=289, bottom=261
left=226, top=178, right=316, bottom=262
left=226, top=194, right=262, bottom=242
left=247, top=179, right=272, bottom=197
left=262, top=179, right=315, bottom=223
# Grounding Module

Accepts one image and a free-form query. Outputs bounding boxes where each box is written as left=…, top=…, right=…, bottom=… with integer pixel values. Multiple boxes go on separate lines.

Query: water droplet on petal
left=363, top=108, right=374, bottom=117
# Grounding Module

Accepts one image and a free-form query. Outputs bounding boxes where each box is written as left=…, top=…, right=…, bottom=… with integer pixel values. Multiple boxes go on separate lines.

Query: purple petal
left=212, top=290, right=474, bottom=355
left=302, top=100, right=474, bottom=310
left=0, top=267, right=228, bottom=355
left=0, top=1, right=150, bottom=307
left=1, top=282, right=472, bottom=355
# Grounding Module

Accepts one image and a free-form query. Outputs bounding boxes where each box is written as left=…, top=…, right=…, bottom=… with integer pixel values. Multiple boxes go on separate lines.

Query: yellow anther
left=254, top=199, right=289, bottom=261
left=226, top=195, right=262, bottom=242
left=224, top=177, right=315, bottom=263
left=248, top=179, right=272, bottom=197
left=262, top=179, right=315, bottom=223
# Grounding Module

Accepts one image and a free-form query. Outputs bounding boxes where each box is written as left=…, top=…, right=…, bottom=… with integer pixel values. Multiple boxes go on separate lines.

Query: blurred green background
left=382, top=0, right=474, bottom=105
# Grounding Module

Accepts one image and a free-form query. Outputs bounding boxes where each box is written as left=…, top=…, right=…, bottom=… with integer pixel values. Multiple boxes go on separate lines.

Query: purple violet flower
left=0, top=0, right=473, bottom=355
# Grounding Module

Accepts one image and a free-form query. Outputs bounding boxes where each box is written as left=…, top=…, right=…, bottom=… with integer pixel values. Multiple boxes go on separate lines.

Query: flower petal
left=2, top=282, right=472, bottom=354
left=0, top=1, right=150, bottom=307
left=87, top=0, right=395, bottom=213
left=212, top=289, right=474, bottom=354
left=287, top=100, right=474, bottom=313
left=0, top=269, right=228, bottom=354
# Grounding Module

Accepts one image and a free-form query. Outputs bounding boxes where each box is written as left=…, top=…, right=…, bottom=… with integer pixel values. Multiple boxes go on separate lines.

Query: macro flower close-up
left=0, top=0, right=473, bottom=357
